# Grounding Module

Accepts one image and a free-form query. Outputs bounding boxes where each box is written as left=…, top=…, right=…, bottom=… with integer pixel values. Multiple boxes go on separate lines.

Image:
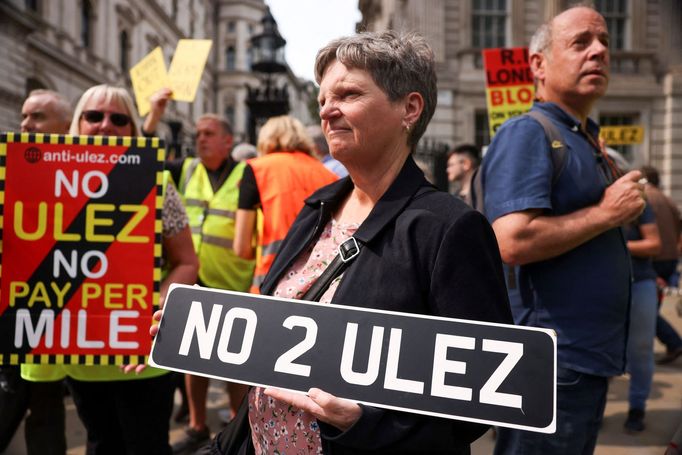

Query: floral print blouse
left=248, top=218, right=359, bottom=454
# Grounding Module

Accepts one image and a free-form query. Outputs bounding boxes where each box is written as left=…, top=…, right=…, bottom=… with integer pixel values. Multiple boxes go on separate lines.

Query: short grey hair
left=27, top=89, right=72, bottom=123
left=197, top=113, right=233, bottom=136
left=70, top=85, right=140, bottom=136
left=305, top=125, right=329, bottom=155
left=314, top=30, right=437, bottom=150
left=530, top=3, right=598, bottom=56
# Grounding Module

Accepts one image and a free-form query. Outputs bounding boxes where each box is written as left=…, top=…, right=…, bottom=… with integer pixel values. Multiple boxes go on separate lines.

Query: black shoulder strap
left=301, top=237, right=361, bottom=302
left=525, top=110, right=567, bottom=185
left=470, top=166, right=484, bottom=213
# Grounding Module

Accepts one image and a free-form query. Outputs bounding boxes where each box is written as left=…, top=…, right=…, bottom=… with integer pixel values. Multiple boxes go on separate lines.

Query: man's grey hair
left=27, top=89, right=72, bottom=123
left=305, top=125, right=329, bottom=156
left=197, top=113, right=233, bottom=136
left=314, top=30, right=437, bottom=150
left=529, top=2, right=598, bottom=55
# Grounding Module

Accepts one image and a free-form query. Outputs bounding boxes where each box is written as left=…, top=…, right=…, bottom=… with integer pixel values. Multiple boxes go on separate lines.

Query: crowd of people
left=0, top=4, right=681, bottom=455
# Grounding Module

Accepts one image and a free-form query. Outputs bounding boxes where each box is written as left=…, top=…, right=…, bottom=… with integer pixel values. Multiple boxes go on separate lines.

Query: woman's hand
left=142, top=87, right=173, bottom=134
left=264, top=387, right=361, bottom=432
left=119, top=310, right=164, bottom=375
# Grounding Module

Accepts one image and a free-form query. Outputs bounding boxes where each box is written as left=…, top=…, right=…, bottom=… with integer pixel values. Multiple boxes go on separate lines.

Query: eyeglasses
left=82, top=110, right=132, bottom=127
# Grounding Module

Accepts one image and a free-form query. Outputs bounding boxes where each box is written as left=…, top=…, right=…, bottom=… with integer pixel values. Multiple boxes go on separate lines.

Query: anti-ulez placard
left=483, top=47, right=535, bottom=138
left=0, top=133, right=164, bottom=365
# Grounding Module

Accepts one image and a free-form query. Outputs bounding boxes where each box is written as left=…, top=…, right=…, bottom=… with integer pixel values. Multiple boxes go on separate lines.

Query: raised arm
left=142, top=88, right=172, bottom=135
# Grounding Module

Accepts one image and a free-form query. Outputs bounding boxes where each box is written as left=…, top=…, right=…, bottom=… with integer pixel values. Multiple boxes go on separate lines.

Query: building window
left=81, top=0, right=93, bottom=48
left=25, top=77, right=46, bottom=98
left=225, top=105, right=235, bottom=127
left=475, top=111, right=491, bottom=150
left=119, top=30, right=130, bottom=72
left=226, top=46, right=236, bottom=70
left=599, top=113, right=638, bottom=162
left=227, top=21, right=235, bottom=33
left=594, top=0, right=628, bottom=50
left=246, top=46, right=253, bottom=70
left=25, top=0, right=39, bottom=12
left=471, top=0, right=507, bottom=48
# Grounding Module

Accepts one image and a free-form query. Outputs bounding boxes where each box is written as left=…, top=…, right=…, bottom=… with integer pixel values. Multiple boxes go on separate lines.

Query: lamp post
left=246, top=7, right=290, bottom=144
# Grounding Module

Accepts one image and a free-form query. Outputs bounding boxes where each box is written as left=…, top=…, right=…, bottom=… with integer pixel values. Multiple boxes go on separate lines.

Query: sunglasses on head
left=82, top=110, right=132, bottom=127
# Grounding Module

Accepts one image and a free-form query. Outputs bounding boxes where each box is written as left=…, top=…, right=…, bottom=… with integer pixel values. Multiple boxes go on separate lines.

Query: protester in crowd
left=231, top=142, right=257, bottom=162
left=624, top=201, right=661, bottom=433
left=233, top=115, right=337, bottom=292
left=155, top=30, right=512, bottom=454
left=62, top=84, right=198, bottom=454
left=480, top=6, right=646, bottom=454
left=446, top=143, right=480, bottom=203
left=606, top=155, right=664, bottom=433
left=0, top=89, right=72, bottom=455
left=144, top=89, right=255, bottom=454
left=641, top=165, right=682, bottom=364
left=306, top=124, right=348, bottom=177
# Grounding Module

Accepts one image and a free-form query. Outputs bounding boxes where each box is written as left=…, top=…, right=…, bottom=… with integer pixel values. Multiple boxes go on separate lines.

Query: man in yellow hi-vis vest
left=1, top=90, right=72, bottom=455
left=145, top=92, right=255, bottom=454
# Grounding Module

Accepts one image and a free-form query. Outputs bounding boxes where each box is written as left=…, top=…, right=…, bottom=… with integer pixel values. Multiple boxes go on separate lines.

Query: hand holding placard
left=129, top=40, right=213, bottom=117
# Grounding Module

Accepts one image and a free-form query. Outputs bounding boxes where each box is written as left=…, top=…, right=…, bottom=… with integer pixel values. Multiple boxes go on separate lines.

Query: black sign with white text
left=149, top=285, right=556, bottom=433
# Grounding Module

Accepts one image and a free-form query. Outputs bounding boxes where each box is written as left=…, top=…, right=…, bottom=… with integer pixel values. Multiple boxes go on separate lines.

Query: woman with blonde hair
left=234, top=115, right=337, bottom=293
left=61, top=84, right=198, bottom=454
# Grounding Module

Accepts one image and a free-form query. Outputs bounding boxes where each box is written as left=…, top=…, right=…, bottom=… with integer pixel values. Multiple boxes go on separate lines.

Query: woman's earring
left=405, top=124, right=411, bottom=134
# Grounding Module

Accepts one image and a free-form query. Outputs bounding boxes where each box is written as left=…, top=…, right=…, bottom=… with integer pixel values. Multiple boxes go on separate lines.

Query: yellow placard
left=599, top=126, right=644, bottom=146
left=485, top=85, right=535, bottom=137
left=129, top=47, right=168, bottom=117
left=167, top=39, right=213, bottom=102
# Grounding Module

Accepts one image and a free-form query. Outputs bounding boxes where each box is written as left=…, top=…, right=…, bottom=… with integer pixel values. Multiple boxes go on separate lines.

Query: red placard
left=0, top=133, right=164, bottom=365
left=482, top=47, right=535, bottom=137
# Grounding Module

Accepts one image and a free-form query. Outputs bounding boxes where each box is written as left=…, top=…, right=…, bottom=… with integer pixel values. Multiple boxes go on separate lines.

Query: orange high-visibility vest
left=248, top=151, right=338, bottom=293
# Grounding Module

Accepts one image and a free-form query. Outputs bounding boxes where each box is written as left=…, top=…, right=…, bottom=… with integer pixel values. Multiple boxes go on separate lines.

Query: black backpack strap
left=470, top=166, right=484, bottom=213
left=524, top=110, right=567, bottom=185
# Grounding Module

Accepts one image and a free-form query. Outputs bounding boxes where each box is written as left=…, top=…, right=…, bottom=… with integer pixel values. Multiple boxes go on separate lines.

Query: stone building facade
left=358, top=0, right=682, bottom=205
left=0, top=0, right=314, bottom=153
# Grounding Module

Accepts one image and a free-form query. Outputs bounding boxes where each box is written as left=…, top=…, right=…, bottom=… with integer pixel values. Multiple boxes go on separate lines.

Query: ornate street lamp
left=246, top=7, right=290, bottom=144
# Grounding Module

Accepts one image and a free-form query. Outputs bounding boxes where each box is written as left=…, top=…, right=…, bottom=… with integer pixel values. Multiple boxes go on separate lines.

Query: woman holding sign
left=199, top=31, right=513, bottom=454
left=62, top=84, right=198, bottom=454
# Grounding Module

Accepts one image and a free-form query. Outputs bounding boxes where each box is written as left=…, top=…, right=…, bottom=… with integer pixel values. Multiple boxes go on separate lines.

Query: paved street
left=4, top=294, right=682, bottom=454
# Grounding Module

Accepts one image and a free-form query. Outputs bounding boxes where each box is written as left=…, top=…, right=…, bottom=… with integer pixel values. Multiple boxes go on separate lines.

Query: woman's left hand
left=264, top=387, right=361, bottom=432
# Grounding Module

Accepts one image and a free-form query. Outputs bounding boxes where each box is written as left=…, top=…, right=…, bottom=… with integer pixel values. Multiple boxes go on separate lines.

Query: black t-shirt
left=237, top=164, right=261, bottom=210
left=166, top=158, right=238, bottom=194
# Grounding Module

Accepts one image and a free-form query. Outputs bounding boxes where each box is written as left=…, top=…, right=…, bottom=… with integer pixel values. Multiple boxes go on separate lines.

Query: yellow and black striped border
left=0, top=353, right=149, bottom=366
left=0, top=132, right=165, bottom=365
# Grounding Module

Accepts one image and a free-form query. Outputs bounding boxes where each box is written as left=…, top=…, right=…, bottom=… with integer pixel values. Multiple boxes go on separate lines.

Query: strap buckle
left=338, top=237, right=360, bottom=263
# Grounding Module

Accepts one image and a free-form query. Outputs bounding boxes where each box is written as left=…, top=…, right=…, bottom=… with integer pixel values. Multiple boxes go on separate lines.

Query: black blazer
left=257, top=156, right=513, bottom=454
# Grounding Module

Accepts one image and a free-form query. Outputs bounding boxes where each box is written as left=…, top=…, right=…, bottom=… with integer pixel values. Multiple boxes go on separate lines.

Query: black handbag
left=207, top=237, right=362, bottom=454
left=206, top=394, right=253, bottom=455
